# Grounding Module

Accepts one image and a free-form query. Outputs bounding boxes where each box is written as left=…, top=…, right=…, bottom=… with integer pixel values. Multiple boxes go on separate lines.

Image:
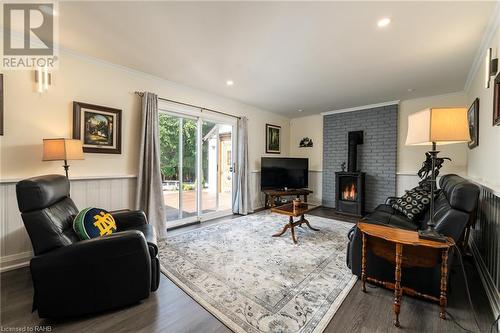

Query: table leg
left=299, top=214, right=320, bottom=231
left=393, top=243, right=403, bottom=327
left=440, top=248, right=449, bottom=319
left=272, top=220, right=290, bottom=237
left=290, top=216, right=298, bottom=244
left=361, top=233, right=367, bottom=293
left=304, top=194, right=308, bottom=203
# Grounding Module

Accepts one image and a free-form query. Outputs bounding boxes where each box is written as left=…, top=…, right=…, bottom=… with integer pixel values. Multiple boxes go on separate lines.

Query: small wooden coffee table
left=271, top=203, right=319, bottom=243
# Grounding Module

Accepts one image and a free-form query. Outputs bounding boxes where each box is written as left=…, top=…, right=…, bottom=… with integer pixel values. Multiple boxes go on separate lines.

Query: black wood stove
left=335, top=131, right=365, bottom=217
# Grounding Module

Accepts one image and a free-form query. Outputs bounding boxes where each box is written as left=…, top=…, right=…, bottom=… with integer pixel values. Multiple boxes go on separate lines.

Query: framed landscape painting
left=266, top=123, right=281, bottom=154
left=467, top=98, right=479, bottom=149
left=73, top=102, right=122, bottom=154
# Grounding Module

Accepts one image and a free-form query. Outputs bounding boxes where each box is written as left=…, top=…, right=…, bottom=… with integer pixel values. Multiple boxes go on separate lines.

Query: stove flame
left=342, top=183, right=357, bottom=201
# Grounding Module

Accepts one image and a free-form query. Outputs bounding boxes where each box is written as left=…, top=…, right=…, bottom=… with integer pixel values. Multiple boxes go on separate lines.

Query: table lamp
left=406, top=107, right=470, bottom=242
left=43, top=138, right=84, bottom=178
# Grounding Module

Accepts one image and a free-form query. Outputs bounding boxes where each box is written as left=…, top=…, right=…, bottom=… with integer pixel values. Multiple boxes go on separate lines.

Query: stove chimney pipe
left=347, top=131, right=364, bottom=172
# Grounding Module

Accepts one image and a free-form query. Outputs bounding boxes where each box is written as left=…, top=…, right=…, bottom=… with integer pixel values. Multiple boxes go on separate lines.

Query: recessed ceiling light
left=298, top=109, right=303, bottom=112
left=377, top=18, right=391, bottom=28
left=226, top=80, right=234, bottom=86
left=407, top=88, right=414, bottom=92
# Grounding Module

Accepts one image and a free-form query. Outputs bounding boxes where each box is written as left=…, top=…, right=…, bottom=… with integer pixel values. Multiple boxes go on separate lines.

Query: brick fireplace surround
left=322, top=104, right=398, bottom=211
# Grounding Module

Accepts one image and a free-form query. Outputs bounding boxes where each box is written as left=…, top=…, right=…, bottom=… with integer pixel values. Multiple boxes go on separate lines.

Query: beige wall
left=0, top=52, right=290, bottom=180
left=289, top=114, right=323, bottom=171
left=466, top=26, right=500, bottom=189
left=398, top=92, right=469, bottom=175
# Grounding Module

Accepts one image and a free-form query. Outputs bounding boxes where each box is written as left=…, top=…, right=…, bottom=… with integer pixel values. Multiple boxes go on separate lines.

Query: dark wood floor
left=1, top=207, right=494, bottom=332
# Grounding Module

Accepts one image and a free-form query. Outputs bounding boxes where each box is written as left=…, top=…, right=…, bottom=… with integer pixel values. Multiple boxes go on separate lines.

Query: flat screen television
left=261, top=157, right=308, bottom=190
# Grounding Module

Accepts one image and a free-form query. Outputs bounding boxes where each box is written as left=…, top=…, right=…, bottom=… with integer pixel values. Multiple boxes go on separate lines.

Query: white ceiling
left=59, top=1, right=495, bottom=116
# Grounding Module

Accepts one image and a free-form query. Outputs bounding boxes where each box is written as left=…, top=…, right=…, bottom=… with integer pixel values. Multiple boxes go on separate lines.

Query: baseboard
left=0, top=251, right=31, bottom=273
left=470, top=239, right=500, bottom=324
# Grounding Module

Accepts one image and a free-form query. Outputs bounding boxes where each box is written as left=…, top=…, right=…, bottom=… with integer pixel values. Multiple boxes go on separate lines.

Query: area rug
left=158, top=211, right=357, bottom=333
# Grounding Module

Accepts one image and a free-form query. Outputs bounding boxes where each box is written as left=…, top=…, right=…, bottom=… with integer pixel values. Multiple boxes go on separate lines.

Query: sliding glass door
left=159, top=105, right=235, bottom=227
left=201, top=121, right=233, bottom=215
left=159, top=113, right=198, bottom=222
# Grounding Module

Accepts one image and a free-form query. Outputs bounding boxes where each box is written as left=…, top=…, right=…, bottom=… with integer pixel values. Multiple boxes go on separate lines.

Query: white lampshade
left=43, top=138, right=84, bottom=161
left=405, top=107, right=470, bottom=146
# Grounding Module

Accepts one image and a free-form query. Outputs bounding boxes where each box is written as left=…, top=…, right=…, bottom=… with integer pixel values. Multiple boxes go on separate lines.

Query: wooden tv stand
left=263, top=188, right=313, bottom=208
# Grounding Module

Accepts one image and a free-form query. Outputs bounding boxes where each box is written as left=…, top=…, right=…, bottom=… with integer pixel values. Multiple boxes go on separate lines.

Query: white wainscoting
left=396, top=173, right=421, bottom=196
left=0, top=176, right=137, bottom=272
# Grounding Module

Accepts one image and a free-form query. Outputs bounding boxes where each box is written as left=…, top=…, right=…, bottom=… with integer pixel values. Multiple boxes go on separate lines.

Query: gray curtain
left=136, top=92, right=167, bottom=238
left=233, top=117, right=252, bottom=215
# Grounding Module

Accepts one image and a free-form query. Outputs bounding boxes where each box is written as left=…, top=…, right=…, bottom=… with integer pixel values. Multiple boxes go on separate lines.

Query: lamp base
left=418, top=228, right=448, bottom=243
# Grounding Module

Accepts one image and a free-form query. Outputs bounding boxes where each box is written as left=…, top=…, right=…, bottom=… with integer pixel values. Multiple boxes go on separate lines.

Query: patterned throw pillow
left=391, top=187, right=432, bottom=221
left=73, top=207, right=117, bottom=240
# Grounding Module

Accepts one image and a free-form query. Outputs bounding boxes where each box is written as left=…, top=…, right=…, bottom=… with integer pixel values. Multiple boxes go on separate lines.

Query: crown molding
left=320, top=100, right=400, bottom=116
left=464, top=1, right=500, bottom=92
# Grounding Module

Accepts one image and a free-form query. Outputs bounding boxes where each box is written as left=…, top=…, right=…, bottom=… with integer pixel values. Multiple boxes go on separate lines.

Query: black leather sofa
left=16, top=174, right=160, bottom=318
left=347, top=174, right=479, bottom=297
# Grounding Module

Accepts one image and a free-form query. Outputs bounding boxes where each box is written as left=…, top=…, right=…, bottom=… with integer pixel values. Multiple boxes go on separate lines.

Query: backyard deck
left=164, top=190, right=232, bottom=221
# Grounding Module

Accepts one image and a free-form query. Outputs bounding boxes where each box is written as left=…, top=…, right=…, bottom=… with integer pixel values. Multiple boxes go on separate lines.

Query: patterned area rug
left=158, top=211, right=357, bottom=333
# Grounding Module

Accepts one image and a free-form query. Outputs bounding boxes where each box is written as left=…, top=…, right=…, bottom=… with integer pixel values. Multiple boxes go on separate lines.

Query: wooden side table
left=357, top=222, right=455, bottom=327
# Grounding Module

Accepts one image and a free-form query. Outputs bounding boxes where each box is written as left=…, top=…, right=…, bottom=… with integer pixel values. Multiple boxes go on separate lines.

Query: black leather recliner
left=347, top=174, right=479, bottom=297
left=16, top=174, right=160, bottom=318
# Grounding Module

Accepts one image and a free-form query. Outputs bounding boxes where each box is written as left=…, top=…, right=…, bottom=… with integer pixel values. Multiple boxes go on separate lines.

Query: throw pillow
left=73, top=207, right=117, bottom=240
left=391, top=186, right=432, bottom=221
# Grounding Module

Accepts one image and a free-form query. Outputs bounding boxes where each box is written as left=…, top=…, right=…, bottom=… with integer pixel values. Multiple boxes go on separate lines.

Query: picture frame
left=0, top=74, right=3, bottom=136
left=467, top=98, right=479, bottom=149
left=266, top=124, right=281, bottom=154
left=494, top=73, right=500, bottom=126
left=73, top=101, right=122, bottom=154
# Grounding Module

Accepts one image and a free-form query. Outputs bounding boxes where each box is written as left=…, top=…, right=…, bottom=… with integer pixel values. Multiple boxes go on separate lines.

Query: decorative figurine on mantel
left=341, top=162, right=346, bottom=172
left=299, top=137, right=313, bottom=147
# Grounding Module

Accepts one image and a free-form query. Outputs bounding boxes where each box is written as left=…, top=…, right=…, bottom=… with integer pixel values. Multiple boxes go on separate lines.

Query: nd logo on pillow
left=73, top=208, right=117, bottom=240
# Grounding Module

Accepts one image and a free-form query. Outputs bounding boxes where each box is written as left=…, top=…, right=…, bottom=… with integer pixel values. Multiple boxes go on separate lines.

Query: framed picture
left=73, top=101, right=122, bottom=154
left=467, top=98, right=479, bottom=149
left=494, top=73, right=500, bottom=126
left=0, top=74, right=3, bottom=136
left=266, top=124, right=281, bottom=154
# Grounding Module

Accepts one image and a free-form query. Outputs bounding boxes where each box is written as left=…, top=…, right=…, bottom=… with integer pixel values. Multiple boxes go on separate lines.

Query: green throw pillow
left=73, top=207, right=117, bottom=240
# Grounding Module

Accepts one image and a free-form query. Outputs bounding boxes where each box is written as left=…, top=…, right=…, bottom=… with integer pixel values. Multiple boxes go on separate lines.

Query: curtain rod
left=134, top=91, right=241, bottom=120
